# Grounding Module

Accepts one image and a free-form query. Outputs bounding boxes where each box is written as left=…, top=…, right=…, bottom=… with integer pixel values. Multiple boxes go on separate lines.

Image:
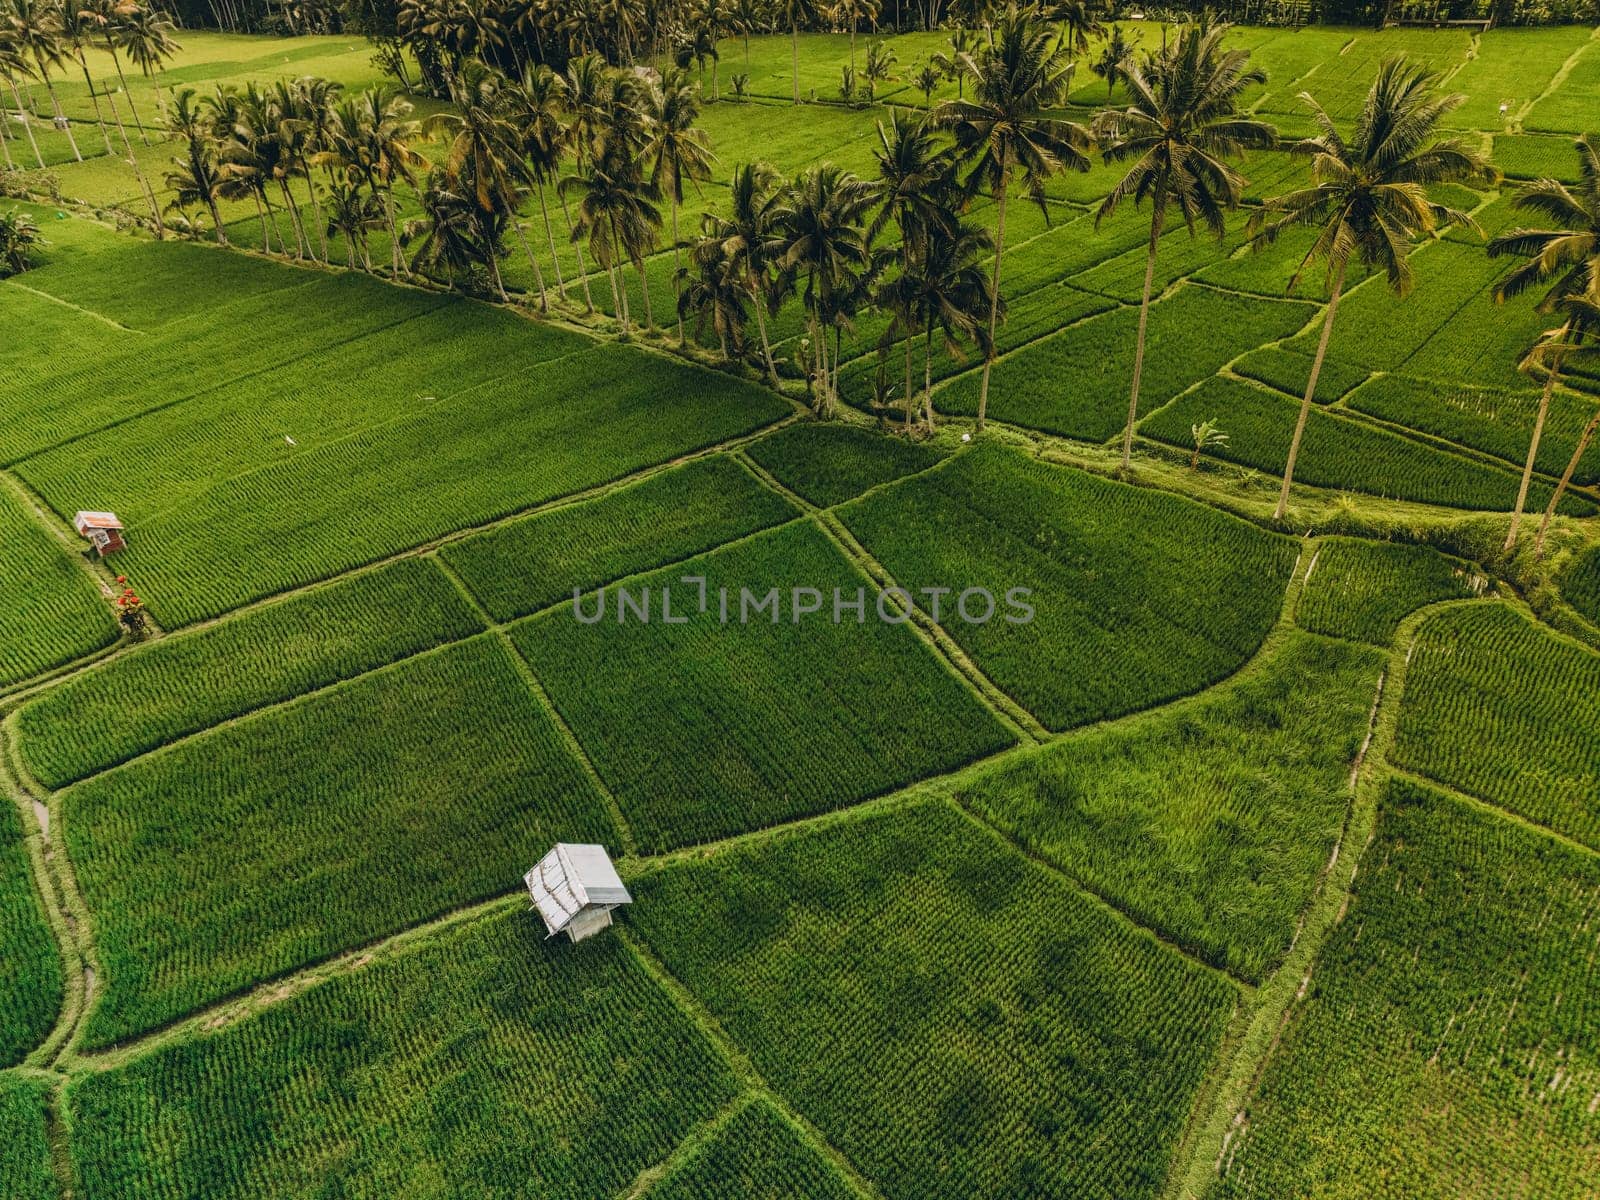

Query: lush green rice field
left=4, top=22, right=1599, bottom=1200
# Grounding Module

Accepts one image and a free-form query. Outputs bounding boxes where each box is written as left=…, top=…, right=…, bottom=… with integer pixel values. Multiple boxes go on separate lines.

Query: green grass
left=1142, top=377, right=1595, bottom=514
left=1448, top=27, right=1594, bottom=129
left=65, top=906, right=739, bottom=1200
left=1492, top=133, right=1587, bottom=182
left=646, top=1099, right=860, bottom=1200
left=0, top=1075, right=56, bottom=1200
left=1391, top=604, right=1600, bottom=853
left=1563, top=544, right=1600, bottom=625
left=441, top=456, right=798, bottom=623
left=66, top=635, right=615, bottom=1047
left=744, top=422, right=946, bottom=507
left=1344, top=374, right=1600, bottom=487
left=0, top=796, right=61, bottom=1068
left=513, top=521, right=1014, bottom=853
left=0, top=485, right=120, bottom=690
left=1212, top=779, right=1600, bottom=1200
left=959, top=632, right=1382, bottom=983
left=13, top=557, right=485, bottom=790
left=936, top=286, right=1314, bottom=441
left=840, top=446, right=1297, bottom=730
left=1296, top=538, right=1485, bottom=646
left=630, top=800, right=1239, bottom=1200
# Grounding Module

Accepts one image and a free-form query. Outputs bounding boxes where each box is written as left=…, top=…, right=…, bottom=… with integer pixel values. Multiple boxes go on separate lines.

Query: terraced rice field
left=3, top=21, right=1598, bottom=1200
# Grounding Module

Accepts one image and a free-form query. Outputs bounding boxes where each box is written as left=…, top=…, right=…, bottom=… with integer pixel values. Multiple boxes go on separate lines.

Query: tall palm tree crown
left=1487, top=134, right=1600, bottom=556
left=934, top=5, right=1090, bottom=431
left=1249, top=55, right=1496, bottom=519
left=1095, top=20, right=1275, bottom=471
left=643, top=66, right=715, bottom=343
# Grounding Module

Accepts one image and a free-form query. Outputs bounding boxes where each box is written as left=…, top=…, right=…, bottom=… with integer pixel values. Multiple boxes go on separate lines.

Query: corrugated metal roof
left=525, top=843, right=630, bottom=936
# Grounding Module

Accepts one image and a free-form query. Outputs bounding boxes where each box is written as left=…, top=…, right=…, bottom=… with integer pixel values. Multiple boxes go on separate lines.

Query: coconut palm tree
left=1, top=28, right=45, bottom=168
left=1091, top=22, right=1135, bottom=103
left=1486, top=134, right=1600, bottom=554
left=56, top=2, right=113, bottom=156
left=935, top=5, right=1090, bottom=432
left=1248, top=57, right=1496, bottom=520
left=561, top=144, right=662, bottom=335
left=1528, top=295, right=1600, bottom=558
left=642, top=65, right=715, bottom=342
left=426, top=62, right=542, bottom=306
left=326, top=179, right=384, bottom=269
left=0, top=204, right=43, bottom=275
left=680, top=217, right=749, bottom=360
left=332, top=86, right=427, bottom=277
left=772, top=163, right=876, bottom=416
left=116, top=3, right=178, bottom=129
left=696, top=0, right=733, bottom=100
left=166, top=87, right=228, bottom=245
left=403, top=167, right=483, bottom=288
left=779, top=0, right=814, bottom=105
left=507, top=62, right=571, bottom=301
left=717, top=159, right=785, bottom=385
left=907, top=219, right=995, bottom=430
left=730, top=0, right=766, bottom=67
left=83, top=0, right=148, bottom=145
left=293, top=75, right=344, bottom=263
left=1049, top=0, right=1104, bottom=58
left=6, top=0, right=80, bottom=161
left=834, top=0, right=879, bottom=73
left=1095, top=21, right=1274, bottom=471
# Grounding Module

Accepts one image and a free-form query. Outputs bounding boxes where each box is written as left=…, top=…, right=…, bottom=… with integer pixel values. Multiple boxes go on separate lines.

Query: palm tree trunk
left=8, top=78, right=45, bottom=168
left=209, top=195, right=228, bottom=246
left=251, top=189, right=271, bottom=252
left=1533, top=407, right=1600, bottom=560
left=923, top=320, right=937, bottom=431
left=106, top=92, right=162, bottom=238
left=904, top=324, right=914, bottom=425
left=1504, top=348, right=1561, bottom=553
left=559, top=190, right=595, bottom=311
left=977, top=162, right=1007, bottom=433
left=263, top=187, right=288, bottom=257
left=1122, top=201, right=1166, bottom=471
left=537, top=181, right=566, bottom=299
left=0, top=110, right=13, bottom=169
left=513, top=219, right=548, bottom=310
left=792, top=24, right=801, bottom=104
left=107, top=48, right=149, bottom=145
left=278, top=179, right=309, bottom=258
left=382, top=184, right=405, bottom=276
left=637, top=256, right=654, bottom=329
left=1275, top=259, right=1346, bottom=521
left=604, top=260, right=624, bottom=330
left=671, top=193, right=685, bottom=343
left=751, top=272, right=779, bottom=388
left=76, top=54, right=116, bottom=156
left=39, top=74, right=82, bottom=162
left=303, top=177, right=330, bottom=262
left=487, top=243, right=510, bottom=303
left=712, top=56, right=719, bottom=102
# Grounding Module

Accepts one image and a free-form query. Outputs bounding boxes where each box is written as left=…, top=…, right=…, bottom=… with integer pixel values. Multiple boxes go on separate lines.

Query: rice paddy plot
left=1142, top=377, right=1594, bottom=514
left=1523, top=36, right=1600, bottom=134
left=4, top=271, right=447, bottom=465
left=65, top=635, right=616, bottom=1047
left=839, top=446, right=1297, bottom=730
left=65, top=907, right=740, bottom=1200
left=1492, top=132, right=1587, bottom=182
left=629, top=800, right=1239, bottom=1200
left=643, top=1099, right=862, bottom=1200
left=441, top=455, right=798, bottom=623
left=12, top=556, right=486, bottom=789
left=1564, top=544, right=1600, bottom=625
left=1344, top=374, right=1600, bottom=486
left=17, top=300, right=591, bottom=521
left=1230, top=345, right=1369, bottom=402
left=1212, top=779, right=1600, bottom=1200
left=1297, top=537, right=1484, bottom=646
left=0, top=485, right=119, bottom=690
left=98, top=342, right=789, bottom=627
left=1447, top=27, right=1593, bottom=130
left=958, top=632, right=1383, bottom=982
left=0, top=1074, right=56, bottom=1200
left=514, top=521, right=1015, bottom=853
left=0, top=793, right=62, bottom=1068
left=1067, top=223, right=1250, bottom=304
left=1391, top=604, right=1600, bottom=853
left=745, top=422, right=945, bottom=507
left=937, top=285, right=1313, bottom=440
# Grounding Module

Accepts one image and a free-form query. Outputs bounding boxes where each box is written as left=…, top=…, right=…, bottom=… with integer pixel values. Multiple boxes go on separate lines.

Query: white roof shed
left=526, top=843, right=632, bottom=943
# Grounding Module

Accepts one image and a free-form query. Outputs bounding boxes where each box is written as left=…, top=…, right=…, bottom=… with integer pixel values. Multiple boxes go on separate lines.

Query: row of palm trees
left=158, top=8, right=1598, bottom=555
left=0, top=0, right=178, bottom=170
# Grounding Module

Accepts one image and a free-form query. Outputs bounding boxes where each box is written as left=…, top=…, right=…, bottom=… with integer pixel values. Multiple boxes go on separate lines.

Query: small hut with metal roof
left=525, top=843, right=632, bottom=943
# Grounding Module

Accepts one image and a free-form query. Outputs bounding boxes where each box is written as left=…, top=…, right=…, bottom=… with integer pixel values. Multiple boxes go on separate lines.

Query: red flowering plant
left=113, top=575, right=149, bottom=640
